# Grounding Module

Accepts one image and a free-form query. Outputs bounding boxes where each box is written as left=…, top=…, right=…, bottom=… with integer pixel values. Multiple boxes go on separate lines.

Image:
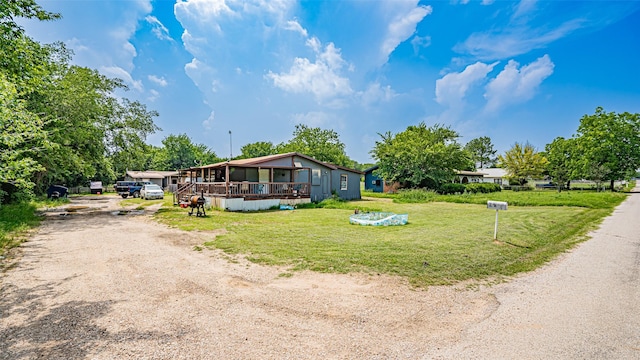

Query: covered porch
left=174, top=161, right=312, bottom=205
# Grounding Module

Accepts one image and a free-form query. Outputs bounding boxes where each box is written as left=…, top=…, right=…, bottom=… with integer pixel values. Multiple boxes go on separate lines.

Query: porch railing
left=177, top=182, right=310, bottom=199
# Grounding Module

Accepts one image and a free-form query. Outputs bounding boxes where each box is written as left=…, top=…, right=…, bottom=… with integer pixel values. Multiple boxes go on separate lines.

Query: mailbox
left=487, top=201, right=508, bottom=211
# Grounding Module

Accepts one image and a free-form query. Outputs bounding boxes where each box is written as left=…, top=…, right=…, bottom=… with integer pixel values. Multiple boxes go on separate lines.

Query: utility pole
left=229, top=130, right=232, bottom=161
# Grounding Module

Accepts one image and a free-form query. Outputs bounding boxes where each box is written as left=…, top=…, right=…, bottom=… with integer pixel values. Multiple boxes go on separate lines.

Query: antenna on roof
left=229, top=130, right=232, bottom=161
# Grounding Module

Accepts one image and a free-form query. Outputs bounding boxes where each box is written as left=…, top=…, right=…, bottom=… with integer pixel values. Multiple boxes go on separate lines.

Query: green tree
left=2, top=1, right=161, bottom=191
left=157, top=134, right=219, bottom=170
left=544, top=137, right=577, bottom=192
left=498, top=142, right=548, bottom=186
left=239, top=141, right=276, bottom=159
left=370, top=123, right=472, bottom=189
left=0, top=74, right=49, bottom=201
left=277, top=124, right=354, bottom=167
left=574, top=107, right=640, bottom=190
left=28, top=65, right=160, bottom=188
left=464, top=136, right=497, bottom=169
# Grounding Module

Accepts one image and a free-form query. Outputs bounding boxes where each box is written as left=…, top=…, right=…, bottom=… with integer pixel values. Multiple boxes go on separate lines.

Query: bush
left=395, top=189, right=438, bottom=203
left=465, top=183, right=502, bottom=194
left=439, top=183, right=466, bottom=195
left=511, top=185, right=532, bottom=192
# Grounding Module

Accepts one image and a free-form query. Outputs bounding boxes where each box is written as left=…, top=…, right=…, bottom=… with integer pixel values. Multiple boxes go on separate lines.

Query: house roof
left=189, top=152, right=327, bottom=170
left=185, top=152, right=365, bottom=173
left=456, top=170, right=487, bottom=176
left=325, top=163, right=363, bottom=175
left=479, top=168, right=508, bottom=178
left=363, top=165, right=379, bottom=173
left=126, top=170, right=179, bottom=179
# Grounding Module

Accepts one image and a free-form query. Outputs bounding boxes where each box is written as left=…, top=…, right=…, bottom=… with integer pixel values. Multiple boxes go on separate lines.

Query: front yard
left=152, top=190, right=627, bottom=287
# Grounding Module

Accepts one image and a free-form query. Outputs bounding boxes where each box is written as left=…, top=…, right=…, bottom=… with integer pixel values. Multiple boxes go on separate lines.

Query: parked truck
left=115, top=181, right=152, bottom=198
left=90, top=181, right=103, bottom=194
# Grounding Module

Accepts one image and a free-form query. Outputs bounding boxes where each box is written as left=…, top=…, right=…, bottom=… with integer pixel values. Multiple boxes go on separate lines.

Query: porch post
left=225, top=164, right=230, bottom=194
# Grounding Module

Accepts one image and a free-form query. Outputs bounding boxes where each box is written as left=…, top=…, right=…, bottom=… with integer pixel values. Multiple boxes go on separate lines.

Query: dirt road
left=1, top=193, right=638, bottom=359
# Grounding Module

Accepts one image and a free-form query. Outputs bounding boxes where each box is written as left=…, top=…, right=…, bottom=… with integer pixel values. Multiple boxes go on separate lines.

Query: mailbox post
left=487, top=201, right=508, bottom=240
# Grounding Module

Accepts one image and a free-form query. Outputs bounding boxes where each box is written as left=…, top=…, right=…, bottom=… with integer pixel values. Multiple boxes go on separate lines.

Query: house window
left=312, top=169, right=321, bottom=185
left=375, top=179, right=382, bottom=186
left=340, top=174, right=348, bottom=190
left=494, top=178, right=502, bottom=185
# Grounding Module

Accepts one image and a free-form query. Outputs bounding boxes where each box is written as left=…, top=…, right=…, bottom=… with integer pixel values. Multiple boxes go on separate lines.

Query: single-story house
left=364, top=166, right=384, bottom=193
left=455, top=170, right=487, bottom=184
left=177, top=152, right=362, bottom=211
left=479, top=168, right=509, bottom=186
left=363, top=165, right=401, bottom=193
left=125, top=170, right=181, bottom=189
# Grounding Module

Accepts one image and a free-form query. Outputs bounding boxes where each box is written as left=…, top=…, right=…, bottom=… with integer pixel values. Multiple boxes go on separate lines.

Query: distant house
left=363, top=165, right=401, bottom=193
left=364, top=166, right=384, bottom=193
left=177, top=152, right=362, bottom=211
left=125, top=170, right=180, bottom=188
left=456, top=170, right=487, bottom=184
left=479, top=168, right=509, bottom=186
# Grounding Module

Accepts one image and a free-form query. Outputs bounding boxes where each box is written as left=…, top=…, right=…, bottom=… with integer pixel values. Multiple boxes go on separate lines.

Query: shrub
left=395, top=189, right=438, bottom=203
left=439, top=183, right=466, bottom=195
left=465, top=182, right=502, bottom=194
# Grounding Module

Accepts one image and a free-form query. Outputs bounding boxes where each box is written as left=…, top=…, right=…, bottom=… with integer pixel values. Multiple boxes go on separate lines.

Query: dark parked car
left=47, top=185, right=68, bottom=199
left=115, top=181, right=152, bottom=198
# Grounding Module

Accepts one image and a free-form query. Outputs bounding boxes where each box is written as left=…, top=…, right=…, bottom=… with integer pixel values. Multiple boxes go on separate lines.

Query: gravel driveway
left=1, top=192, right=638, bottom=359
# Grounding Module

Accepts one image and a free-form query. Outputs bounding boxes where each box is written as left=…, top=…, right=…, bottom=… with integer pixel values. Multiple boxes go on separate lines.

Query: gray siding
left=330, top=170, right=361, bottom=200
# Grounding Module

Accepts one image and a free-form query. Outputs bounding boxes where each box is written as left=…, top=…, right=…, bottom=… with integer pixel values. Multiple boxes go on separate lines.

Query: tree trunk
left=610, top=179, right=615, bottom=191
left=566, top=180, right=571, bottom=190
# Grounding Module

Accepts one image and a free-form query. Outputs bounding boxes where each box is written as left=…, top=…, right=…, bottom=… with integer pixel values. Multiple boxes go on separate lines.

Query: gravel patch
left=1, top=195, right=495, bottom=359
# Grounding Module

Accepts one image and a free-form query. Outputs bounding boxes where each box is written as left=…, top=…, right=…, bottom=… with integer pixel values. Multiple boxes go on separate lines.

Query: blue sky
left=21, top=0, right=640, bottom=164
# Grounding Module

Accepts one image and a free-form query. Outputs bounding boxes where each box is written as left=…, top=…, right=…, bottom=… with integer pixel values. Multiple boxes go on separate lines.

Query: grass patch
left=154, top=192, right=627, bottom=287
left=0, top=202, right=44, bottom=256
left=120, top=197, right=169, bottom=208
left=433, top=190, right=627, bottom=209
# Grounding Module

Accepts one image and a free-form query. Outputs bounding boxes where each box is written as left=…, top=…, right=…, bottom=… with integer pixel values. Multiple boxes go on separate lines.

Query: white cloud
left=457, top=19, right=582, bottom=60
left=145, top=15, right=174, bottom=42
left=306, top=37, right=321, bottom=53
left=266, top=40, right=353, bottom=102
left=410, top=35, right=431, bottom=55
left=184, top=58, right=215, bottom=88
left=481, top=0, right=495, bottom=5
left=148, top=89, right=160, bottom=102
left=435, top=61, right=498, bottom=107
left=148, top=75, right=168, bottom=87
left=380, top=3, right=432, bottom=64
left=512, top=0, right=538, bottom=21
left=174, top=0, right=295, bottom=35
left=360, top=82, right=396, bottom=107
left=174, top=0, right=235, bottom=22
left=203, top=110, right=216, bottom=130
left=100, top=66, right=143, bottom=91
left=455, top=0, right=585, bottom=61
left=283, top=19, right=308, bottom=37
left=484, top=54, right=554, bottom=112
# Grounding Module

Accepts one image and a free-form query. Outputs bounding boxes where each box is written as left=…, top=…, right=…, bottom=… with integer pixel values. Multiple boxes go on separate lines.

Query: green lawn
left=154, top=191, right=627, bottom=287
left=0, top=202, right=45, bottom=256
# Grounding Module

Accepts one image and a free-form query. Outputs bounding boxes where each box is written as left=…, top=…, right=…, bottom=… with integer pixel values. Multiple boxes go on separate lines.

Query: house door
left=258, top=169, right=269, bottom=194
left=321, top=172, right=330, bottom=199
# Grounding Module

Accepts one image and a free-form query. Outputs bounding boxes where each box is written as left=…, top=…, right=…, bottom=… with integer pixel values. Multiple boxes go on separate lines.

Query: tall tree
left=370, top=123, right=472, bottom=189
left=574, top=107, right=640, bottom=190
left=0, top=74, right=48, bottom=201
left=1, top=0, right=161, bottom=191
left=239, top=141, right=276, bottom=159
left=464, top=136, right=497, bottom=169
left=157, top=134, right=220, bottom=170
left=498, top=142, right=548, bottom=185
left=545, top=137, right=576, bottom=192
left=277, top=124, right=353, bottom=167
